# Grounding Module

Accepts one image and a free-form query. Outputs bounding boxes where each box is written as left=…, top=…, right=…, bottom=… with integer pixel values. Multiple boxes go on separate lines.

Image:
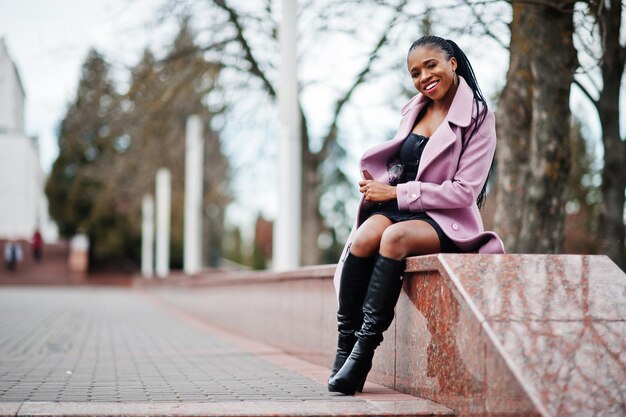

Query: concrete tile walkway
left=0, top=287, right=453, bottom=416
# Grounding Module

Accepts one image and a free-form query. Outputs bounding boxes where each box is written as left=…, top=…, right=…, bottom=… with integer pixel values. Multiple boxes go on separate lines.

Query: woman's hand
left=359, top=180, right=397, bottom=202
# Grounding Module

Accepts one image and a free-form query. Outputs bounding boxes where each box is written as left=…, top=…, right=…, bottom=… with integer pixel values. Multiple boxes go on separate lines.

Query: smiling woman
left=327, top=35, right=505, bottom=396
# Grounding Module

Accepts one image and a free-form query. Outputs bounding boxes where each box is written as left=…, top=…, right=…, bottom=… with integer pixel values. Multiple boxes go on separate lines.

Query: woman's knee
left=350, top=227, right=385, bottom=257
left=380, top=221, right=441, bottom=258
left=379, top=226, right=409, bottom=259
left=350, top=233, right=379, bottom=257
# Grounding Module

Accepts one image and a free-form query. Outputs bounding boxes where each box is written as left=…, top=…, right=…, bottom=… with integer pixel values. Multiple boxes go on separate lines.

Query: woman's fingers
left=359, top=180, right=373, bottom=194
left=360, top=180, right=395, bottom=202
left=363, top=182, right=395, bottom=202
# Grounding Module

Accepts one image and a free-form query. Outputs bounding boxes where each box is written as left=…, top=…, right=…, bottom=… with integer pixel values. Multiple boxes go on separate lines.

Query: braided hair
left=408, top=36, right=492, bottom=208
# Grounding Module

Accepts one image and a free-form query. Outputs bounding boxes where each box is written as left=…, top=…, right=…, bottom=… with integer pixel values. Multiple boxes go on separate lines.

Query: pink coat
left=334, top=76, right=505, bottom=290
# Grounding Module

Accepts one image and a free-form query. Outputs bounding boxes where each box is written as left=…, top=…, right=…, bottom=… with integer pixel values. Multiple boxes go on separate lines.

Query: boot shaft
left=337, top=253, right=376, bottom=331
left=356, top=255, right=405, bottom=345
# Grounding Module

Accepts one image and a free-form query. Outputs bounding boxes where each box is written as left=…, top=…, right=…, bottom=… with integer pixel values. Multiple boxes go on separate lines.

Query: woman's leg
left=330, top=215, right=393, bottom=382
left=349, top=214, right=393, bottom=257
left=329, top=220, right=442, bottom=395
left=378, top=220, right=441, bottom=259
left=331, top=252, right=375, bottom=381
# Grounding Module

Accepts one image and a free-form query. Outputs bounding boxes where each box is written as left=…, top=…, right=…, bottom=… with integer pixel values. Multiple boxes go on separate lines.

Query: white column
left=155, top=168, right=171, bottom=278
left=141, top=194, right=154, bottom=278
left=184, top=115, right=204, bottom=275
left=273, top=0, right=301, bottom=271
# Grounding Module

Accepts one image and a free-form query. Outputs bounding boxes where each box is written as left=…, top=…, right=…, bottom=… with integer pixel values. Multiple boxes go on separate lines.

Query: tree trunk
left=598, top=99, right=626, bottom=268
left=495, top=1, right=577, bottom=253
left=493, top=3, right=533, bottom=252
left=518, top=1, right=577, bottom=253
left=595, top=0, right=625, bottom=269
left=300, top=149, right=324, bottom=266
left=298, top=113, right=323, bottom=266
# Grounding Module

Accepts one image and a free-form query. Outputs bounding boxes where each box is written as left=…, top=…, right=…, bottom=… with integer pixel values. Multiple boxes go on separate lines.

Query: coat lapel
left=415, top=77, right=475, bottom=180
left=359, top=76, right=476, bottom=183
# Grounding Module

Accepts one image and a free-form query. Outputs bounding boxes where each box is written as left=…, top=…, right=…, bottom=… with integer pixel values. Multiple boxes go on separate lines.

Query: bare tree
left=159, top=0, right=411, bottom=265
left=114, top=20, right=230, bottom=266
left=458, top=0, right=623, bottom=266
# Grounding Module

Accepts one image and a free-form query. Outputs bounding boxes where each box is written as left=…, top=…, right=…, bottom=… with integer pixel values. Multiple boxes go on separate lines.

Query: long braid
left=407, top=36, right=493, bottom=208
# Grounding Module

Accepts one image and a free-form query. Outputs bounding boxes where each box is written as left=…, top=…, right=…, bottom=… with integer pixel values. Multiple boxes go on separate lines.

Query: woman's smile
left=424, top=80, right=439, bottom=92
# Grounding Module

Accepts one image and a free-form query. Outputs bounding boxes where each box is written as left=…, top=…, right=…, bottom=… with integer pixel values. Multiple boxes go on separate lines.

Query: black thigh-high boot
left=329, top=252, right=377, bottom=382
left=328, top=255, right=405, bottom=395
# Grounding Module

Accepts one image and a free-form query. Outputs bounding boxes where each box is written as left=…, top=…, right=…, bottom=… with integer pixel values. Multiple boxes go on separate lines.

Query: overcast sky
left=0, top=0, right=172, bottom=172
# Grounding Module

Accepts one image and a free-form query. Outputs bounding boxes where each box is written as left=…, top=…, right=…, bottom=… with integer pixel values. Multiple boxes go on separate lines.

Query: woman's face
left=407, top=45, right=457, bottom=102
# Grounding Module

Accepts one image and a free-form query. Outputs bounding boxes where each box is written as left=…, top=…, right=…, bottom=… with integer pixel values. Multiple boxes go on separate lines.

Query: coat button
left=411, top=193, right=417, bottom=199
left=452, top=223, right=459, bottom=231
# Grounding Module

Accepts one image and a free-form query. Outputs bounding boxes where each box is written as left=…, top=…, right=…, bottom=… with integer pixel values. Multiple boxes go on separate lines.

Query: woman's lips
left=424, top=80, right=439, bottom=92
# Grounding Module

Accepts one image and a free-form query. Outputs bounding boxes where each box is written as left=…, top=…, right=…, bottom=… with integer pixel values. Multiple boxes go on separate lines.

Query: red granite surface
left=400, top=254, right=626, bottom=417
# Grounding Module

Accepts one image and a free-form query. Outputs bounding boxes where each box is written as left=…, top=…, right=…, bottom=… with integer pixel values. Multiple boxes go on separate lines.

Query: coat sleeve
left=396, top=111, right=496, bottom=211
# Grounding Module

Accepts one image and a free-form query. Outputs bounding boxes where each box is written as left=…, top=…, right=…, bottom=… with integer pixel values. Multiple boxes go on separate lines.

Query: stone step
left=0, top=241, right=70, bottom=281
left=1, top=400, right=455, bottom=417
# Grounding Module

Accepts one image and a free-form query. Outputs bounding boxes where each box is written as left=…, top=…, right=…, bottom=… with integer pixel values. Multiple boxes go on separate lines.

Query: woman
left=328, top=35, right=506, bottom=395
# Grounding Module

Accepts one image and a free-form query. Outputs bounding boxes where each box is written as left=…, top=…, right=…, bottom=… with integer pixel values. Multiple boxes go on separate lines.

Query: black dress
left=363, top=132, right=460, bottom=253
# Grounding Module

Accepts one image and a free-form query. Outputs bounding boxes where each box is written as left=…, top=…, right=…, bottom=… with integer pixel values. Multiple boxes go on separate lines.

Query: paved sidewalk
left=0, top=287, right=453, bottom=416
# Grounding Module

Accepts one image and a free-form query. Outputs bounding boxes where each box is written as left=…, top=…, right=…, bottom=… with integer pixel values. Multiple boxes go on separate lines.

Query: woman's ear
left=450, top=57, right=458, bottom=72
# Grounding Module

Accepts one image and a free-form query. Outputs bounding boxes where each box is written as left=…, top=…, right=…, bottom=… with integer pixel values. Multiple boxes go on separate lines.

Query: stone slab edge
left=1, top=399, right=455, bottom=417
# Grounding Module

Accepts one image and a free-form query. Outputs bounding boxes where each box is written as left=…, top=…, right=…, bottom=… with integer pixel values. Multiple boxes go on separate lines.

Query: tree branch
left=158, top=40, right=234, bottom=65
left=572, top=78, right=599, bottom=107
left=213, top=0, right=277, bottom=97
left=461, top=0, right=509, bottom=49
left=317, top=0, right=408, bottom=160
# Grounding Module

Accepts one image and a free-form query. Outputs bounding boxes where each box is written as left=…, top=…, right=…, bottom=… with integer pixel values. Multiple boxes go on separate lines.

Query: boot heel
left=356, top=377, right=366, bottom=392
left=356, top=361, right=371, bottom=392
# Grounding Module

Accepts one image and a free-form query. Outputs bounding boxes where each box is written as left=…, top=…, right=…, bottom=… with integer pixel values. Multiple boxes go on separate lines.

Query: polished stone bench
left=140, top=254, right=626, bottom=417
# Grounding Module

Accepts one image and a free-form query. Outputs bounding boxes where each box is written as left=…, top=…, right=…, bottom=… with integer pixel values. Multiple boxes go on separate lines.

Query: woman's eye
left=428, top=63, right=437, bottom=69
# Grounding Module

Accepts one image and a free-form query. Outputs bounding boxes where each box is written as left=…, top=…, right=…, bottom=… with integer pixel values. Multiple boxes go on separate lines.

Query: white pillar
left=141, top=194, right=154, bottom=278
left=184, top=115, right=204, bottom=275
left=155, top=168, right=171, bottom=278
left=273, top=0, right=301, bottom=271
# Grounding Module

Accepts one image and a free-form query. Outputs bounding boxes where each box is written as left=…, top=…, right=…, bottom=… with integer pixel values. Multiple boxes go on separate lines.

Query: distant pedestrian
left=4, top=240, right=23, bottom=271
left=32, top=230, right=43, bottom=262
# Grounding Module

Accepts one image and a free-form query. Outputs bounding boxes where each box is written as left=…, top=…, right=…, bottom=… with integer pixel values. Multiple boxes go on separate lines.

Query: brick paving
left=0, top=286, right=453, bottom=416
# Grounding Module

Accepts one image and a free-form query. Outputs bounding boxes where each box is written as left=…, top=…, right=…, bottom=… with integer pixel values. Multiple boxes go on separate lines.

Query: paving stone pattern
left=0, top=287, right=354, bottom=403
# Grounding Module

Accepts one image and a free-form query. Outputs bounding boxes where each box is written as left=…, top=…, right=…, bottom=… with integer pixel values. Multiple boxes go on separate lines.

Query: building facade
left=0, top=38, right=57, bottom=241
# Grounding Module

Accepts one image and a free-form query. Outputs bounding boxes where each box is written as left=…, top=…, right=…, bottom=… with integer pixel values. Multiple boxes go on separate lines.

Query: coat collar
left=360, top=76, right=476, bottom=182
left=447, top=76, right=475, bottom=127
